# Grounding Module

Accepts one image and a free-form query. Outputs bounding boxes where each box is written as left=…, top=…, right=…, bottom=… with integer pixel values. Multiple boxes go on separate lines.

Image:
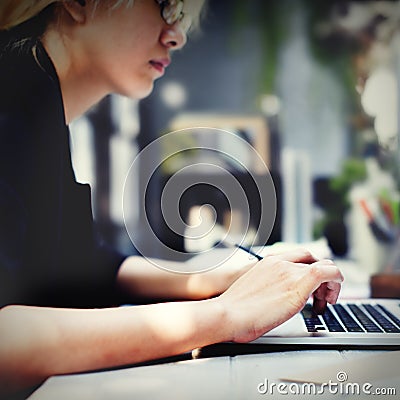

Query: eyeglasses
left=155, top=0, right=185, bottom=26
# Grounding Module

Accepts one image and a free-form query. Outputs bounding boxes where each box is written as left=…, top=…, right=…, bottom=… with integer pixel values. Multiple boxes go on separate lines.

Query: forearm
left=0, top=249, right=343, bottom=392
left=116, top=255, right=254, bottom=301
left=0, top=300, right=227, bottom=390
left=117, top=256, right=202, bottom=300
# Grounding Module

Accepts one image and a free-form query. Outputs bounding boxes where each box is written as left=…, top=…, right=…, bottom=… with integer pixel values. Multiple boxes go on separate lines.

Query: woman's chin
left=123, top=82, right=155, bottom=100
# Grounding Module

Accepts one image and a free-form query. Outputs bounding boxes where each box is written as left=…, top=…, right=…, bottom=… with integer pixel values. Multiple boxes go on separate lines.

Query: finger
left=312, top=280, right=342, bottom=314
left=310, top=259, right=343, bottom=312
left=313, top=283, right=328, bottom=314
left=313, top=298, right=327, bottom=315
left=266, top=248, right=319, bottom=265
left=302, top=261, right=342, bottom=309
left=309, top=260, right=344, bottom=285
left=325, top=281, right=342, bottom=304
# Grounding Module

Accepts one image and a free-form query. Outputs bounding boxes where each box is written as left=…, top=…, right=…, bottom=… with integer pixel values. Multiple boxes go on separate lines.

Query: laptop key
left=377, top=305, right=400, bottom=329
left=302, top=304, right=326, bottom=332
left=332, top=304, right=363, bottom=332
left=363, top=305, right=400, bottom=333
left=322, top=308, right=345, bottom=332
left=348, top=304, right=383, bottom=333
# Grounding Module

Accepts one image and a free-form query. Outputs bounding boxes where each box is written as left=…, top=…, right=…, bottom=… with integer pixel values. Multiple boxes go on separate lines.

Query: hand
left=216, top=249, right=343, bottom=343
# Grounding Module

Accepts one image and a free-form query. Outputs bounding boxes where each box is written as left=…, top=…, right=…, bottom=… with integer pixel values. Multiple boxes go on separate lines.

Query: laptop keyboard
left=301, top=303, right=400, bottom=333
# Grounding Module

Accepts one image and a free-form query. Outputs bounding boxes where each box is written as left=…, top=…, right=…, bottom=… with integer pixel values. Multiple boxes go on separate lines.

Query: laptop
left=192, top=299, right=400, bottom=360
left=186, top=247, right=400, bottom=350
left=252, top=298, right=400, bottom=347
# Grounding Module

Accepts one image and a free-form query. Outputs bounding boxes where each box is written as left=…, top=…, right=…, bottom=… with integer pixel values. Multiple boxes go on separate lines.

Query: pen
left=235, top=244, right=263, bottom=260
left=359, top=199, right=394, bottom=243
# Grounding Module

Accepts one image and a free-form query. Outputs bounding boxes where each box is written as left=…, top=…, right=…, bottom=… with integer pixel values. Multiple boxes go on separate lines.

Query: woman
left=0, top=0, right=343, bottom=395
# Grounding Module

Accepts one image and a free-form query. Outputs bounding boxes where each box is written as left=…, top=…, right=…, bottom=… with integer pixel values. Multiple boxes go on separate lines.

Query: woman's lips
left=149, top=59, right=170, bottom=75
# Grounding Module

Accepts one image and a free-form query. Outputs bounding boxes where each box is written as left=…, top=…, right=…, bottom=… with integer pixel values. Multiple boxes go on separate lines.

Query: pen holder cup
left=346, top=206, right=398, bottom=275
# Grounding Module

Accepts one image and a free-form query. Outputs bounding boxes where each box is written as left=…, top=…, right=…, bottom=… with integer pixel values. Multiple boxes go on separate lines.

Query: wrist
left=205, top=297, right=232, bottom=343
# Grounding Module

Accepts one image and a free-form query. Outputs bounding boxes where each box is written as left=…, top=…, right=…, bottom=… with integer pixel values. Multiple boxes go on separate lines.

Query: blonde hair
left=1, top=1, right=59, bottom=31
left=0, top=0, right=205, bottom=32
left=0, top=1, right=133, bottom=31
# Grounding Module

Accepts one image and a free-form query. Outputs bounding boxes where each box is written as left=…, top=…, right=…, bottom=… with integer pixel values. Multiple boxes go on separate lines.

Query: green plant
left=313, top=158, right=367, bottom=251
left=231, top=0, right=294, bottom=93
left=330, top=158, right=367, bottom=209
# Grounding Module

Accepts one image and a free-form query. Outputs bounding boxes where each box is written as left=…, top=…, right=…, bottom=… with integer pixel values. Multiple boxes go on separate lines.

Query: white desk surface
left=29, top=350, right=400, bottom=400
left=29, top=247, right=399, bottom=399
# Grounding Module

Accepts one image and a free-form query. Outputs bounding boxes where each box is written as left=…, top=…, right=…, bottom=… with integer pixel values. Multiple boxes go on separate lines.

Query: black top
left=0, top=37, right=127, bottom=308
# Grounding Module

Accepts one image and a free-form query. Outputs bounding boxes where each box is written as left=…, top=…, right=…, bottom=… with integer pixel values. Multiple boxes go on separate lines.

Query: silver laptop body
left=252, top=299, right=400, bottom=347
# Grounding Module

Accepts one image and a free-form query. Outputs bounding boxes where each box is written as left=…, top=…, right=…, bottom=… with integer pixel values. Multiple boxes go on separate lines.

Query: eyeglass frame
left=155, top=0, right=185, bottom=26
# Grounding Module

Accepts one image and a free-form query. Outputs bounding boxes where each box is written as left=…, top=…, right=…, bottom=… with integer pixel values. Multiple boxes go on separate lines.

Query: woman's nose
left=160, top=24, right=187, bottom=50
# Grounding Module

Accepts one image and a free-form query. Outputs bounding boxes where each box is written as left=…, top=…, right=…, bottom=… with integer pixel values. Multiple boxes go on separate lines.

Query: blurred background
left=70, top=0, right=400, bottom=276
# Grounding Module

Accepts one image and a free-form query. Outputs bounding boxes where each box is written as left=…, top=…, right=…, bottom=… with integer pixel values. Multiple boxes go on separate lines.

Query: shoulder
left=0, top=40, right=66, bottom=157
left=0, top=39, right=61, bottom=120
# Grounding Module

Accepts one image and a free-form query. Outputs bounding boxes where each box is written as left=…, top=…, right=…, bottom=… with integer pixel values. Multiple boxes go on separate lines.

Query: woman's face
left=80, top=0, right=190, bottom=98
